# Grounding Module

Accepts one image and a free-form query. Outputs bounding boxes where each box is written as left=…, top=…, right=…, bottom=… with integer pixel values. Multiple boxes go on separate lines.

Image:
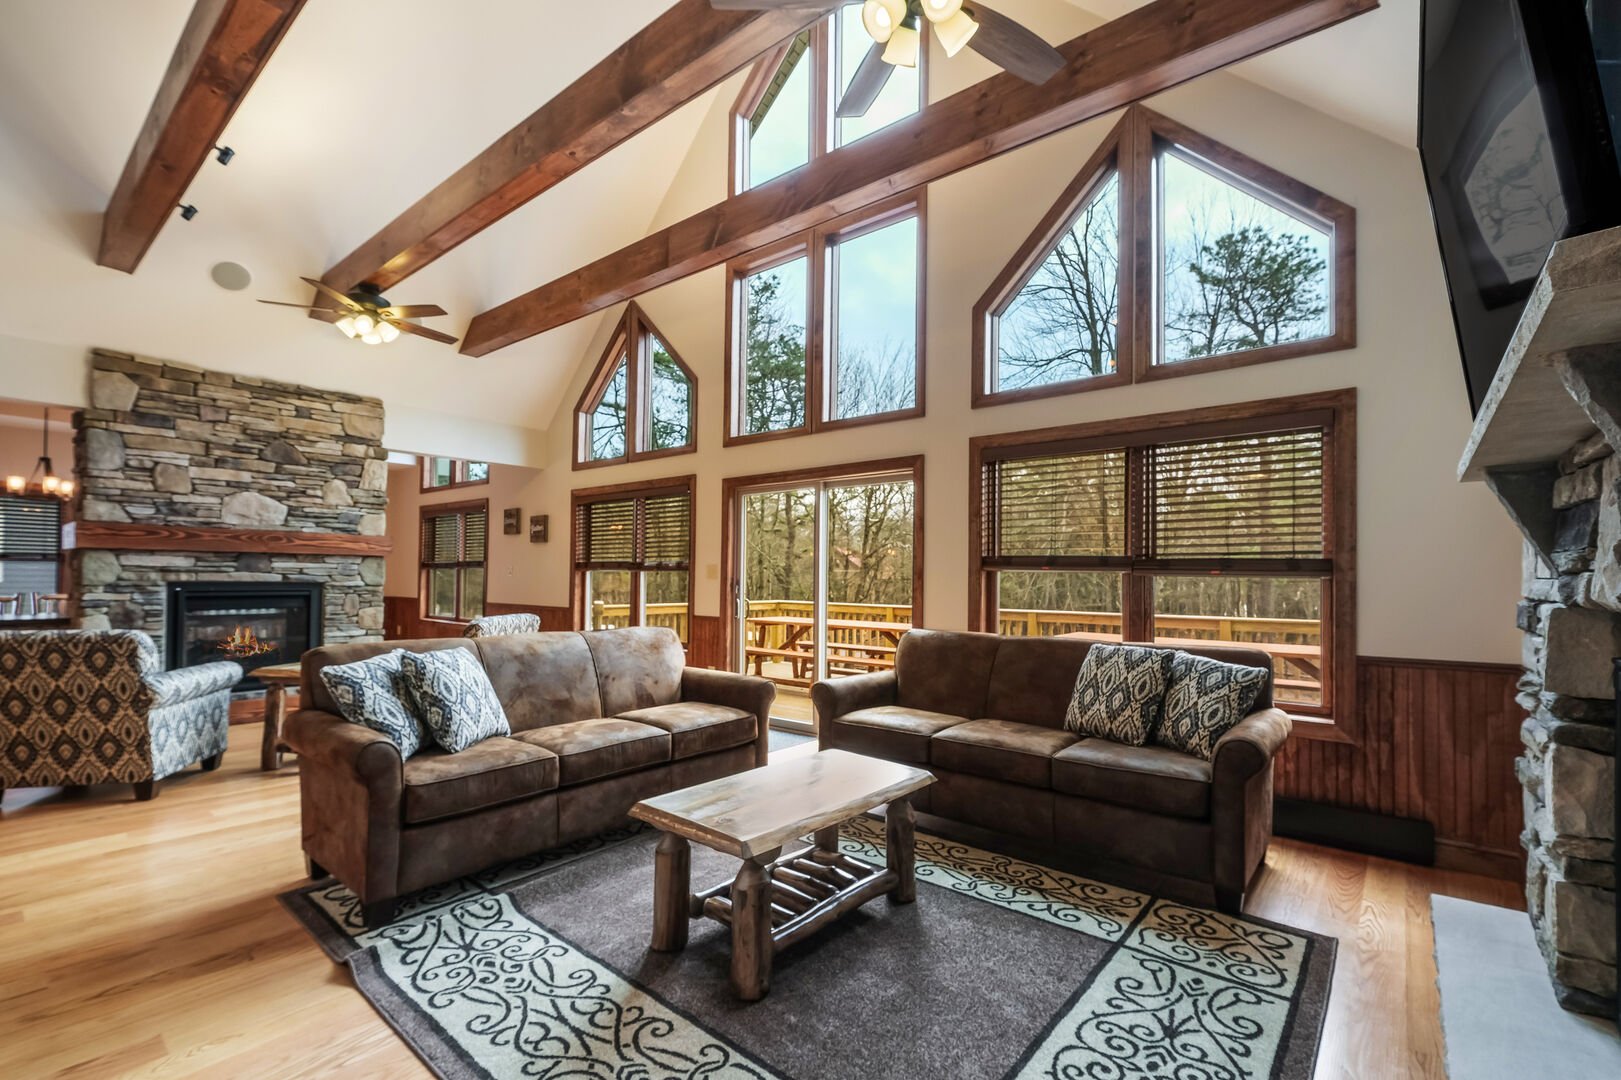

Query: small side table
left=252, top=662, right=303, bottom=771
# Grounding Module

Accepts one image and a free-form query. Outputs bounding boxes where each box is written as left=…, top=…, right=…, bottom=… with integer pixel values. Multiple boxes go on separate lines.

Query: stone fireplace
left=1463, top=227, right=1620, bottom=1019
left=68, top=350, right=389, bottom=678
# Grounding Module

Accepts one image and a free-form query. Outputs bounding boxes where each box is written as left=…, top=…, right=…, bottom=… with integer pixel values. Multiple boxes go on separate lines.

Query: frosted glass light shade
left=861, top=0, right=906, bottom=43
left=882, top=23, right=920, bottom=67
left=935, top=9, right=978, bottom=56
left=920, top=0, right=963, bottom=21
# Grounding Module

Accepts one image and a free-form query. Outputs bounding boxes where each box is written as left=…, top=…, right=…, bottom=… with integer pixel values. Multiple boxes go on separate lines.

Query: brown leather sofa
left=284, top=626, right=773, bottom=925
left=812, top=629, right=1290, bottom=913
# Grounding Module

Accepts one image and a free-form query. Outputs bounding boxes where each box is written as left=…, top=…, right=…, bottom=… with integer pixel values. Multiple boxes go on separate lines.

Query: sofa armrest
left=682, top=667, right=776, bottom=766
left=144, top=661, right=243, bottom=709
left=810, top=670, right=896, bottom=730
left=1212, top=708, right=1291, bottom=785
left=283, top=708, right=403, bottom=785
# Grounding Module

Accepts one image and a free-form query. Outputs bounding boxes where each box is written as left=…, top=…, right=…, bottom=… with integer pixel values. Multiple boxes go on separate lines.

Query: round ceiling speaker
left=210, top=261, right=253, bottom=291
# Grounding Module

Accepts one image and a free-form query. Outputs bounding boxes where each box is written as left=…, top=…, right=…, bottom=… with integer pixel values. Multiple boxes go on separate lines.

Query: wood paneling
left=689, top=614, right=725, bottom=670
left=1276, top=656, right=1526, bottom=878
left=98, top=0, right=304, bottom=272
left=384, top=596, right=571, bottom=640
left=462, top=0, right=1379, bottom=354
left=64, top=520, right=392, bottom=557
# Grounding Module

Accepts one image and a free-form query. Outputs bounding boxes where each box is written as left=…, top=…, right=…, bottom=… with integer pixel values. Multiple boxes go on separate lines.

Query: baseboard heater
left=1273, top=798, right=1437, bottom=866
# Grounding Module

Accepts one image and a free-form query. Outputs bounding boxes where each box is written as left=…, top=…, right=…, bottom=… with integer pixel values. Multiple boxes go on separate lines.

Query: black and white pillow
left=319, top=650, right=425, bottom=759
left=399, top=648, right=510, bottom=753
left=1064, top=643, right=1174, bottom=746
left=1155, top=651, right=1271, bottom=760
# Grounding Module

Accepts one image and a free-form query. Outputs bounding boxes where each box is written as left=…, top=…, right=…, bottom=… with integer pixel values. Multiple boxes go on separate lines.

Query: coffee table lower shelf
left=648, top=801, right=918, bottom=1001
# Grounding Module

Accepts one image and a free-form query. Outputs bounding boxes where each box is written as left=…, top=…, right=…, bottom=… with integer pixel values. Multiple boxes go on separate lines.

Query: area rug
left=281, top=817, right=1335, bottom=1079
left=1433, top=895, right=1619, bottom=1079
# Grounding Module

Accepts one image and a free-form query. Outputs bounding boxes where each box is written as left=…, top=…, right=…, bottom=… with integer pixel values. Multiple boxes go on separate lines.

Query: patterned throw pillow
left=1154, top=651, right=1271, bottom=760
left=399, top=648, right=510, bottom=753
left=318, top=650, right=425, bottom=759
left=1063, top=644, right=1174, bottom=746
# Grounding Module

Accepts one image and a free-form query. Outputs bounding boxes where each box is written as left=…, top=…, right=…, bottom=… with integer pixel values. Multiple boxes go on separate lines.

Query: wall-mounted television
left=1419, top=0, right=1621, bottom=415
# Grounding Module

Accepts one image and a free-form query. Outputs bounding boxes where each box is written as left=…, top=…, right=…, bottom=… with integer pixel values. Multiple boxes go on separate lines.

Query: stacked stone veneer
left=71, top=350, right=388, bottom=657
left=1517, top=430, right=1619, bottom=1016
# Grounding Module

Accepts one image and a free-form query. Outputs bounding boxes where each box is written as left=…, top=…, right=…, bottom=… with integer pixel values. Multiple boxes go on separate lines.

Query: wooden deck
left=0, top=724, right=1524, bottom=1078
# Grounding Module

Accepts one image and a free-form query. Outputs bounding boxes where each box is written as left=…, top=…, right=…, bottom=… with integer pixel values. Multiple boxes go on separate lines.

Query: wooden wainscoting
left=382, top=596, right=570, bottom=639
left=688, top=614, right=725, bottom=669
left=1275, top=656, right=1526, bottom=878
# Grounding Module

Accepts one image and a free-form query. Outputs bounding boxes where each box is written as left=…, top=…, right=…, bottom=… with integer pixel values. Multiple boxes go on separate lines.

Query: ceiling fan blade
left=708, top=0, right=838, bottom=10
left=299, top=276, right=364, bottom=311
left=381, top=304, right=448, bottom=319
left=389, top=319, right=459, bottom=346
left=836, top=41, right=894, bottom=119
left=964, top=3, right=1066, bottom=85
left=257, top=299, right=329, bottom=311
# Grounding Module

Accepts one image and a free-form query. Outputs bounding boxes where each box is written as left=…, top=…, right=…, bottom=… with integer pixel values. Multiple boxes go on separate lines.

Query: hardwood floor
left=0, top=725, right=1524, bottom=1079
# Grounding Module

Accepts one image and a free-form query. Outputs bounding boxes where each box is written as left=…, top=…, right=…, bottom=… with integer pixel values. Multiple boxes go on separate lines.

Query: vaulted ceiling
left=0, top=0, right=1420, bottom=461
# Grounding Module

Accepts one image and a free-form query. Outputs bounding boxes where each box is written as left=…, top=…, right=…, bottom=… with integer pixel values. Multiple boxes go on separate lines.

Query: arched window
left=974, top=106, right=1355, bottom=407
left=574, top=304, right=696, bottom=469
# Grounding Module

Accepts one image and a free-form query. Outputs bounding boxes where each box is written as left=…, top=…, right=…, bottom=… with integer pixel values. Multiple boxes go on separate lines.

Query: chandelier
left=5, top=407, right=73, bottom=500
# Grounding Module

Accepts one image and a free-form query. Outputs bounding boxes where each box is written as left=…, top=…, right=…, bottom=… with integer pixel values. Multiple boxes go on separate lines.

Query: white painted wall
left=382, top=15, right=1524, bottom=666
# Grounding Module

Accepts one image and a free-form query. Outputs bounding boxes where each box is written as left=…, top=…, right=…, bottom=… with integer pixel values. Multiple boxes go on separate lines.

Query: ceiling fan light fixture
left=335, top=314, right=359, bottom=338
left=934, top=8, right=978, bottom=56
left=920, top=0, right=964, bottom=21
left=360, top=328, right=384, bottom=345
left=378, top=321, right=401, bottom=344
left=352, top=312, right=376, bottom=336
left=882, top=19, right=921, bottom=68
left=861, top=0, right=905, bottom=43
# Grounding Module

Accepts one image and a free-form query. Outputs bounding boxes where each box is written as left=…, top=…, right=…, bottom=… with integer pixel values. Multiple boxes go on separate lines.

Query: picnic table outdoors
left=744, top=615, right=913, bottom=682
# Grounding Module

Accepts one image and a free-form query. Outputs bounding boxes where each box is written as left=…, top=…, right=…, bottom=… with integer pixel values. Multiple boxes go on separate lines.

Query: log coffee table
left=629, top=748, right=934, bottom=1001
left=251, top=661, right=302, bottom=772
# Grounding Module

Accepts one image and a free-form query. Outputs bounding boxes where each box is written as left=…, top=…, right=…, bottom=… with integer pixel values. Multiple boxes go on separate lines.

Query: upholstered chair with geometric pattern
left=0, top=630, right=242, bottom=804
left=461, top=613, right=541, bottom=638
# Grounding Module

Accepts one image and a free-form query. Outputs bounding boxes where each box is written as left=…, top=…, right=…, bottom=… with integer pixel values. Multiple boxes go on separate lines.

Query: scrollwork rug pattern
left=281, top=817, right=1333, bottom=1080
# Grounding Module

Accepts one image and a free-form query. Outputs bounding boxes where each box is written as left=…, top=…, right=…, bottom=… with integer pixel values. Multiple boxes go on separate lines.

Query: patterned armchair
left=0, top=630, right=242, bottom=803
left=462, top=613, right=541, bottom=638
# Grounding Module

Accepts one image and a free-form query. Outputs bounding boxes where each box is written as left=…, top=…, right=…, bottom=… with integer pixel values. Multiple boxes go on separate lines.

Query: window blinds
left=981, top=425, right=1327, bottom=568
left=0, top=496, right=61, bottom=560
left=574, top=488, right=691, bottom=570
left=420, top=508, right=486, bottom=568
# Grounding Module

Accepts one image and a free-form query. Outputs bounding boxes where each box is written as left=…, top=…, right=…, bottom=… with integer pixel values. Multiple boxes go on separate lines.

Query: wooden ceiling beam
left=98, top=0, right=304, bottom=273
left=318, top=1, right=823, bottom=296
left=461, top=0, right=1378, bottom=357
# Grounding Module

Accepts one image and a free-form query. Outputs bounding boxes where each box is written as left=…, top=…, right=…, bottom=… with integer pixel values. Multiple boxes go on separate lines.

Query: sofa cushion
left=317, top=649, right=426, bottom=759
left=401, top=736, right=559, bottom=825
left=303, top=638, right=475, bottom=714
left=616, top=702, right=755, bottom=760
left=894, top=629, right=1001, bottom=719
left=585, top=627, right=686, bottom=715
left=1052, top=738, right=1212, bottom=820
left=1154, top=652, right=1271, bottom=760
left=474, top=632, right=602, bottom=733
left=930, top=719, right=1079, bottom=788
left=827, top=705, right=969, bottom=764
left=514, top=718, right=671, bottom=787
left=1063, top=643, right=1173, bottom=746
left=983, top=635, right=1093, bottom=729
left=400, top=648, right=511, bottom=753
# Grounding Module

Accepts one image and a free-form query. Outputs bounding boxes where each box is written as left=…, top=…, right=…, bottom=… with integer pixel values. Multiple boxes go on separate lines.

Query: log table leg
left=651, top=832, right=691, bottom=952
left=887, top=796, right=917, bottom=904
left=813, top=823, right=841, bottom=857
left=730, top=857, right=774, bottom=1001
left=260, top=682, right=287, bottom=772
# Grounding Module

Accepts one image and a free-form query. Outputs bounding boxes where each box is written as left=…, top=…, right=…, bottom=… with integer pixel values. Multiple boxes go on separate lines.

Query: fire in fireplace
left=165, top=582, right=322, bottom=692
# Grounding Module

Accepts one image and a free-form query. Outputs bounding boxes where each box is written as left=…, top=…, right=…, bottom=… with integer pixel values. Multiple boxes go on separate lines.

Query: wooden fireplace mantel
left=62, top=520, right=393, bottom=557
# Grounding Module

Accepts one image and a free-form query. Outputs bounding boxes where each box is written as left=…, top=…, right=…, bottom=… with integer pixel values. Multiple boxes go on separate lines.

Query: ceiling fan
left=714, top=0, right=1065, bottom=118
left=258, top=277, right=459, bottom=346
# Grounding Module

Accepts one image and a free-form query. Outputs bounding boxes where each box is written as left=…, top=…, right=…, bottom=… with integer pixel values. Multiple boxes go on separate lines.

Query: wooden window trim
left=724, top=189, right=927, bottom=448
left=719, top=455, right=925, bottom=674
left=573, top=302, right=698, bottom=470
left=418, top=498, right=488, bottom=626
left=569, top=475, right=696, bottom=639
left=419, top=457, right=490, bottom=493
left=967, top=389, right=1357, bottom=744
left=972, top=104, right=1357, bottom=409
left=728, top=14, right=927, bottom=198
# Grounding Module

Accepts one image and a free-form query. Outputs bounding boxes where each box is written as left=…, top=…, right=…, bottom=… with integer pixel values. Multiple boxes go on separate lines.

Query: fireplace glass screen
left=166, top=582, right=322, bottom=691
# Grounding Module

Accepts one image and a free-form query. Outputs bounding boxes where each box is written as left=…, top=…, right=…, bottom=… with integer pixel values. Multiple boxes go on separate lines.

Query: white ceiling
left=0, top=0, right=1420, bottom=462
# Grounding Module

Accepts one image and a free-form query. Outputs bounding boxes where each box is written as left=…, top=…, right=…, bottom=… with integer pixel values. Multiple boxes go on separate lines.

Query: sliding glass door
left=734, top=469, right=916, bottom=731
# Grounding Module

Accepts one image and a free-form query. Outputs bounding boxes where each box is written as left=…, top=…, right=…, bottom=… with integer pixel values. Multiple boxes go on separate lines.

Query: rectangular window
left=0, top=496, right=61, bottom=596
left=972, top=392, right=1354, bottom=725
left=420, top=502, right=487, bottom=621
left=422, top=457, right=490, bottom=491
left=572, top=479, right=694, bottom=644
left=727, top=192, right=925, bottom=444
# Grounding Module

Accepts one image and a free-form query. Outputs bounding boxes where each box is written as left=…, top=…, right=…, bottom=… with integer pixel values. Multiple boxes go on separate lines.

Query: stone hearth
left=69, top=350, right=388, bottom=660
